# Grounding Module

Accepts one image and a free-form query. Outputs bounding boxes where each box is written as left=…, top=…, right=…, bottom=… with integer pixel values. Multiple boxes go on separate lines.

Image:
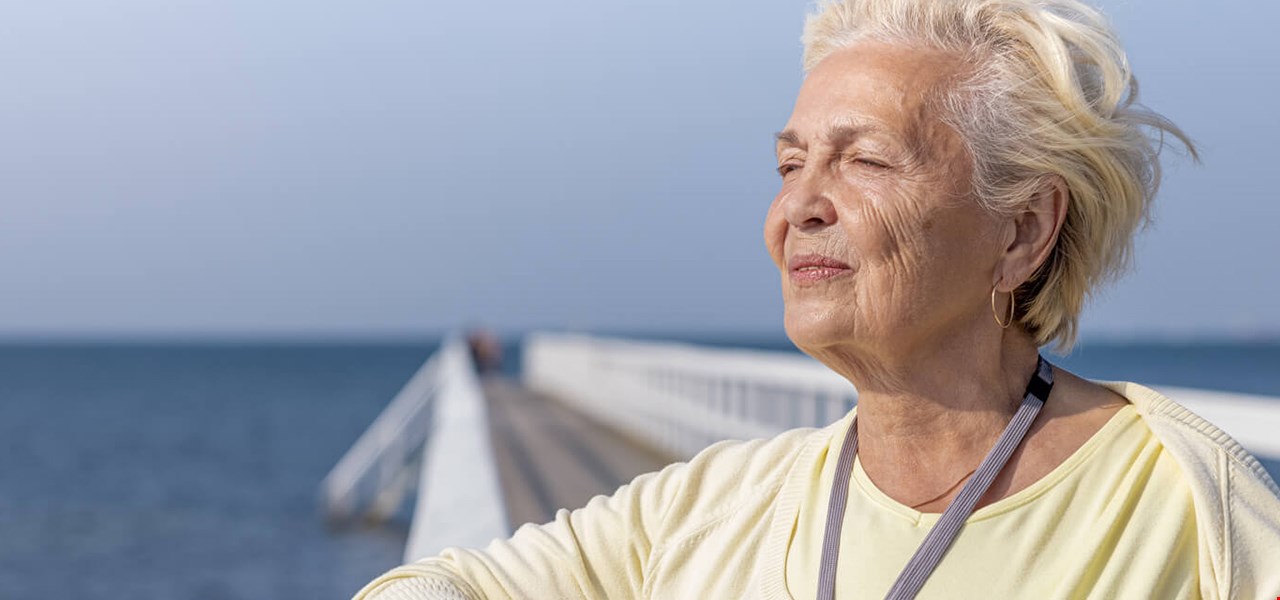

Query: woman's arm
left=353, top=452, right=694, bottom=600
left=353, top=428, right=819, bottom=599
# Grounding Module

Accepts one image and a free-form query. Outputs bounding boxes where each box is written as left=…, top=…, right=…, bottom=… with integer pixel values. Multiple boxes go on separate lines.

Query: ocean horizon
left=3, top=336, right=1277, bottom=598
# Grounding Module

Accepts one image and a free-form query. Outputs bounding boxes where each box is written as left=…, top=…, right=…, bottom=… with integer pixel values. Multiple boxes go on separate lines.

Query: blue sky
left=0, top=0, right=1276, bottom=340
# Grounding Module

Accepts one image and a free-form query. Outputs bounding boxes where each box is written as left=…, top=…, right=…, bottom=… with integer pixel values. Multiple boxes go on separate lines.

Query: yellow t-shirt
left=362, top=383, right=1280, bottom=600
left=785, top=405, right=1201, bottom=599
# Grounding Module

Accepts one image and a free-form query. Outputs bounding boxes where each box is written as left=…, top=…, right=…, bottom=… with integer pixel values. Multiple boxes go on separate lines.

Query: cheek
left=763, top=193, right=788, bottom=269
left=869, top=197, right=1000, bottom=299
left=844, top=193, right=955, bottom=314
left=843, top=194, right=912, bottom=268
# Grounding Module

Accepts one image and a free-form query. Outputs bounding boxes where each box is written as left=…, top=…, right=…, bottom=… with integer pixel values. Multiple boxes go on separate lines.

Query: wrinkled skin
left=765, top=41, right=1126, bottom=512
left=766, top=41, right=1006, bottom=384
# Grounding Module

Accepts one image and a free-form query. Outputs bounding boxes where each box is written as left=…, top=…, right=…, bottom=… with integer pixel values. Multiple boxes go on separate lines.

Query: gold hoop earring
left=991, top=286, right=1014, bottom=329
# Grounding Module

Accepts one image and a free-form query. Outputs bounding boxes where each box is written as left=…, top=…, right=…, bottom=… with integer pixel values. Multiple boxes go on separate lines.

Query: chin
left=783, top=307, right=859, bottom=356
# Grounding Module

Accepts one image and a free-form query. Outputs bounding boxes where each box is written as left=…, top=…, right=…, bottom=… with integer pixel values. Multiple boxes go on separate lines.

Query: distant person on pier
left=465, top=328, right=503, bottom=375
left=359, top=0, right=1280, bottom=598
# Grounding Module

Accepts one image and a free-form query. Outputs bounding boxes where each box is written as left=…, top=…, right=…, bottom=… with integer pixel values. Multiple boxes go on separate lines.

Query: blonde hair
left=802, top=0, right=1196, bottom=350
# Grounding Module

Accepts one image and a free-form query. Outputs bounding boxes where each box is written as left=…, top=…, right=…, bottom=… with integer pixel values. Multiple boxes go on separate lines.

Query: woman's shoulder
left=632, top=421, right=839, bottom=546
left=1094, top=380, right=1280, bottom=598
left=657, top=422, right=837, bottom=505
left=1094, top=380, right=1279, bottom=492
left=683, top=422, right=838, bottom=475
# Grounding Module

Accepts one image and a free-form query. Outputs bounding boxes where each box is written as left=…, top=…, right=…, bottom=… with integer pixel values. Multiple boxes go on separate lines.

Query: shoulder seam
left=1140, top=391, right=1280, bottom=495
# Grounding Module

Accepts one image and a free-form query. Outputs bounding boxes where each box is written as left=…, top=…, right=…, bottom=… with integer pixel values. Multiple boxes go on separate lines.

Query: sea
left=1, top=338, right=1277, bottom=599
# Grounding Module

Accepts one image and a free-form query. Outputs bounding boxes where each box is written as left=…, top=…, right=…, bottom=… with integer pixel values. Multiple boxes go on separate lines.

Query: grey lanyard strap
left=816, top=356, right=1054, bottom=600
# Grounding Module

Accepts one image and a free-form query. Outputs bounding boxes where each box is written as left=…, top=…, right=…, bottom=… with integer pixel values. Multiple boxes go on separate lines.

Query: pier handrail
left=319, top=337, right=507, bottom=562
left=523, top=332, right=1280, bottom=463
left=402, top=338, right=507, bottom=562
left=522, top=332, right=858, bottom=459
left=320, top=346, right=444, bottom=523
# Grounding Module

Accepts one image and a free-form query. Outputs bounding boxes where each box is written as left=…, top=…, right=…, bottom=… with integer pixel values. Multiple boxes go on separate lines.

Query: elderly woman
left=359, top=0, right=1280, bottom=598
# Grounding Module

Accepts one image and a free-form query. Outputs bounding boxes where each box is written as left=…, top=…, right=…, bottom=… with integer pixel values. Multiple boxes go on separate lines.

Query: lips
left=788, top=253, right=852, bottom=284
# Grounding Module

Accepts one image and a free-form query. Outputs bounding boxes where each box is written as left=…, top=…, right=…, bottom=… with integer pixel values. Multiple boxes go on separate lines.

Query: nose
left=780, top=171, right=838, bottom=231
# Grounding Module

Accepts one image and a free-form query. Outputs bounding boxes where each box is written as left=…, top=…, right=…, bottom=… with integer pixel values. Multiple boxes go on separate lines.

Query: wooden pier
left=483, top=376, right=676, bottom=528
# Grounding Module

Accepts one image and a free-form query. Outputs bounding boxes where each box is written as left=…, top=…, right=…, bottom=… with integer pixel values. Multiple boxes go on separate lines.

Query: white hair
left=803, top=0, right=1196, bottom=349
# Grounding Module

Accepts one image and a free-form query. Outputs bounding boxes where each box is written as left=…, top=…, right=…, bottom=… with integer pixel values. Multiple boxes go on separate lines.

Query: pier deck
left=482, top=376, right=678, bottom=528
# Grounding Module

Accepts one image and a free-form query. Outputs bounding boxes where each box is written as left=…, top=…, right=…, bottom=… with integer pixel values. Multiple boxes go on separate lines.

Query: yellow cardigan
left=355, top=382, right=1280, bottom=599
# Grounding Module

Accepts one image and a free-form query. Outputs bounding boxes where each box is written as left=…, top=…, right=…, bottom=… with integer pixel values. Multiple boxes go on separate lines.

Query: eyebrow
left=774, top=123, right=882, bottom=151
left=826, top=124, right=879, bottom=148
left=774, top=129, right=802, bottom=150
left=775, top=122, right=927, bottom=163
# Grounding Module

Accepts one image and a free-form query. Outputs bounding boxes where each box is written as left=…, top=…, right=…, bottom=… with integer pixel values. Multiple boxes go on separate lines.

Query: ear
left=995, top=176, right=1068, bottom=291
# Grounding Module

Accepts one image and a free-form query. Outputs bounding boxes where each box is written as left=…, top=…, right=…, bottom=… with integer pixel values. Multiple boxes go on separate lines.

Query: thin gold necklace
left=907, top=467, right=978, bottom=510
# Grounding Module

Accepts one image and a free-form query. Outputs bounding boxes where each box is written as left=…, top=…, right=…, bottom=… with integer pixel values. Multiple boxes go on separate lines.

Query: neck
left=813, top=324, right=1043, bottom=497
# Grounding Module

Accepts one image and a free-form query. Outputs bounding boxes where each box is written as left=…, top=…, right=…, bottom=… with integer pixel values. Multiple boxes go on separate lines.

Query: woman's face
left=765, top=41, right=1008, bottom=363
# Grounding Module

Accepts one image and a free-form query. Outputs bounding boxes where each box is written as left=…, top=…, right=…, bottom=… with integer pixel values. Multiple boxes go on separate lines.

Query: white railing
left=320, top=348, right=444, bottom=524
left=402, top=339, right=507, bottom=562
left=523, top=332, right=1280, bottom=463
left=522, top=332, right=857, bottom=459
left=319, top=337, right=508, bottom=563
